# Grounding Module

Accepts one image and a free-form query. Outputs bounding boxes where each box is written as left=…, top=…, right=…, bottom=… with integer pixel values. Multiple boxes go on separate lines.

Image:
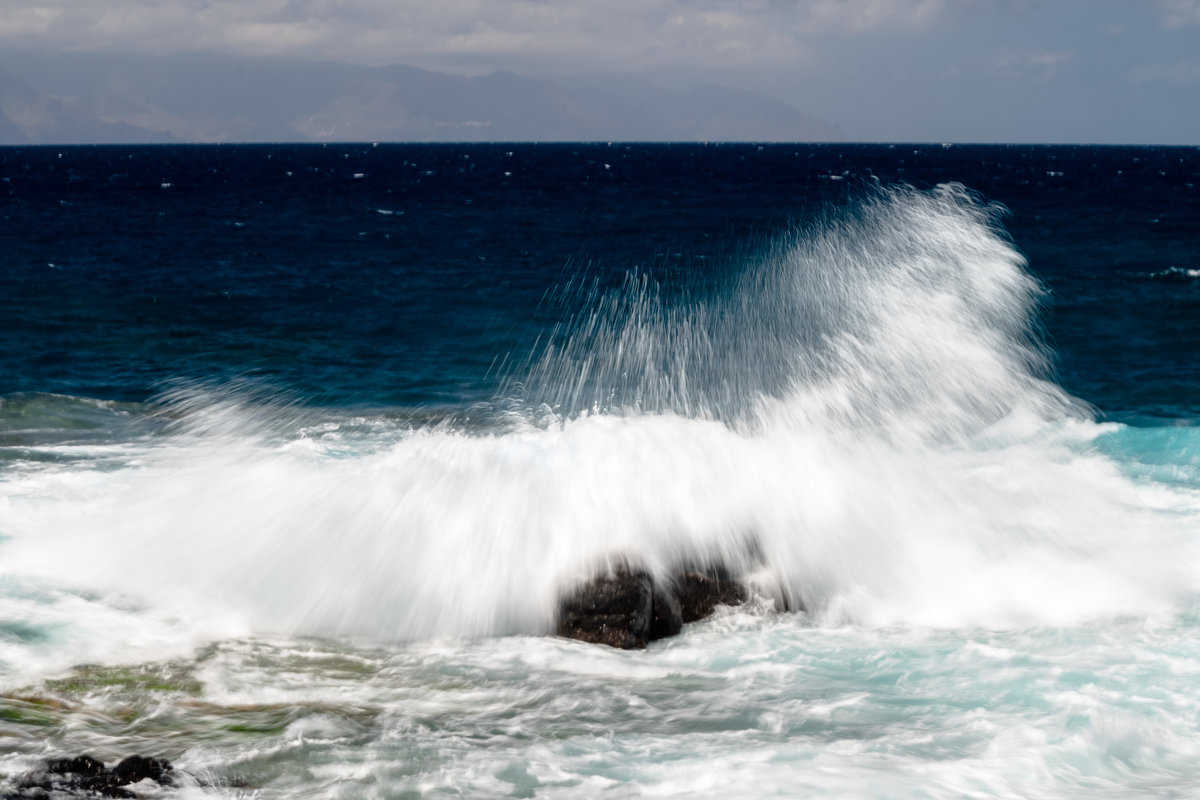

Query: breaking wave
left=2, top=184, right=1198, bottom=655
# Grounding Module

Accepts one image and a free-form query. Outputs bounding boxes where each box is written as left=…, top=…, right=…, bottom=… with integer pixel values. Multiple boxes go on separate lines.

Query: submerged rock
left=110, top=756, right=173, bottom=788
left=4, top=754, right=174, bottom=799
left=557, top=561, right=748, bottom=649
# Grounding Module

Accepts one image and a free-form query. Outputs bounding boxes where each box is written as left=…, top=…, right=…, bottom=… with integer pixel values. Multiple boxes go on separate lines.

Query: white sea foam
left=1150, top=265, right=1200, bottom=279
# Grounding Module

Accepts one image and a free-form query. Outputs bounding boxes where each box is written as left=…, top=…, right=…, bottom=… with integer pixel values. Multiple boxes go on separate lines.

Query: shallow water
left=7, top=616, right=1200, bottom=798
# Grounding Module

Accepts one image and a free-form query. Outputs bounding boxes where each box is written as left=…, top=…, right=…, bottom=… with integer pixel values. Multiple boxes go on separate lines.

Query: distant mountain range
left=0, top=53, right=842, bottom=144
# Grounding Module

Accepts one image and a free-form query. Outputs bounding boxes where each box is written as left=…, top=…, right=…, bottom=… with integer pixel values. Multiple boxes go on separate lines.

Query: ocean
left=1, top=142, right=1198, bottom=798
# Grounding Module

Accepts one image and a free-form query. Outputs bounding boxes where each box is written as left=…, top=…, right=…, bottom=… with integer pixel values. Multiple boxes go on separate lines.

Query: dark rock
left=556, top=564, right=654, bottom=649
left=676, top=569, right=748, bottom=623
left=5, top=754, right=175, bottom=799
left=648, top=584, right=683, bottom=641
left=43, top=755, right=105, bottom=780
left=112, top=756, right=173, bottom=787
left=557, top=560, right=751, bottom=649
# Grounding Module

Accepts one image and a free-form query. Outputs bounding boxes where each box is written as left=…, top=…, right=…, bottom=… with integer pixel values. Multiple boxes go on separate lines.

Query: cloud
left=1161, top=0, right=1200, bottom=28
left=1133, top=57, right=1200, bottom=84
left=994, top=50, right=1072, bottom=78
left=0, top=0, right=952, bottom=71
left=801, top=0, right=947, bottom=32
left=0, top=6, right=62, bottom=37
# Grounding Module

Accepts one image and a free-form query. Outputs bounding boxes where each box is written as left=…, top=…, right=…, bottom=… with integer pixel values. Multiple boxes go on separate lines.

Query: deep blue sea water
left=3, top=144, right=1197, bottom=414
left=1, top=143, right=1199, bottom=798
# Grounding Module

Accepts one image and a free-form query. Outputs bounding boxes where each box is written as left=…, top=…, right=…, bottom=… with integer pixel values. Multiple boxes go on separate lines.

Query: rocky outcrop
left=556, top=562, right=749, bottom=649
left=3, top=754, right=173, bottom=799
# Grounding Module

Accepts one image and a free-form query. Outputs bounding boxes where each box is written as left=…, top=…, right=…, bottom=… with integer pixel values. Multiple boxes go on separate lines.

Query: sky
left=1, top=0, right=1197, bottom=143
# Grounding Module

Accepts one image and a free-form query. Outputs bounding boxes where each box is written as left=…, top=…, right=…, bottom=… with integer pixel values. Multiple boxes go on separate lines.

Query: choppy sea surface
left=1, top=143, right=1199, bottom=798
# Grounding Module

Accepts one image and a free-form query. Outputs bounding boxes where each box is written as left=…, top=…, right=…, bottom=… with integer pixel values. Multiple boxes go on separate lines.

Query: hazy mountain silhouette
left=0, top=54, right=842, bottom=144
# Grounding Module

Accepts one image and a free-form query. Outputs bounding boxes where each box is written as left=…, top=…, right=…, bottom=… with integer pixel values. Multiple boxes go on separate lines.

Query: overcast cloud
left=0, top=0, right=1196, bottom=142
left=0, top=0, right=950, bottom=68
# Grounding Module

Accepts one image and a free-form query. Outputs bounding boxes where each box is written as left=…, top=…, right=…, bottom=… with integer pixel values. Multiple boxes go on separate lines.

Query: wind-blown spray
left=2, top=185, right=1196, bottom=647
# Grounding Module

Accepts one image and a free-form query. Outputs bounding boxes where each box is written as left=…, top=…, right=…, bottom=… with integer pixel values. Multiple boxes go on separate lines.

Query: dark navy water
left=3, top=143, right=1197, bottom=418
